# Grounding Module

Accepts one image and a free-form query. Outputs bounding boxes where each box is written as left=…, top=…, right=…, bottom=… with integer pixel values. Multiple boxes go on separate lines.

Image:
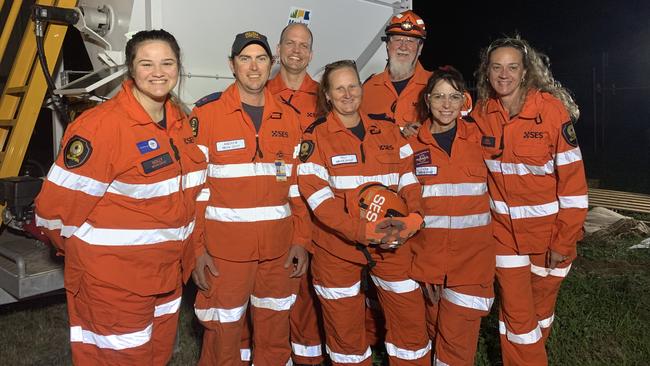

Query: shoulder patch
left=462, top=115, right=476, bottom=123
left=304, top=116, right=326, bottom=134
left=298, top=140, right=315, bottom=163
left=195, top=92, right=222, bottom=107
left=189, top=117, right=200, bottom=137
left=363, top=73, right=375, bottom=85
left=64, top=135, right=92, bottom=169
left=561, top=121, right=578, bottom=147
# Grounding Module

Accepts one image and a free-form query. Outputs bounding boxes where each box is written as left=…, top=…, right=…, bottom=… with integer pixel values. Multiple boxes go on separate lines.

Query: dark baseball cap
left=231, top=31, right=272, bottom=58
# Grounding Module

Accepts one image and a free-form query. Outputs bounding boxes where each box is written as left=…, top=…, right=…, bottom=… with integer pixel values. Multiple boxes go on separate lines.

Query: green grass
left=1, top=232, right=649, bottom=365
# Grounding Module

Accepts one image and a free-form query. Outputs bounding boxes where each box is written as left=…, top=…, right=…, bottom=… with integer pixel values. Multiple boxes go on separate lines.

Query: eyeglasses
left=428, top=92, right=464, bottom=105
left=388, top=35, right=419, bottom=47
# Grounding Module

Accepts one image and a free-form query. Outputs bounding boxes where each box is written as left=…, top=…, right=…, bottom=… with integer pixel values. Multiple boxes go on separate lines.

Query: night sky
left=414, top=1, right=650, bottom=192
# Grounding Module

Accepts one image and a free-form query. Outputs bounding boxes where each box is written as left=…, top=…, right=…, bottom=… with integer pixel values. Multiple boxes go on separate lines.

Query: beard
left=388, top=56, right=417, bottom=81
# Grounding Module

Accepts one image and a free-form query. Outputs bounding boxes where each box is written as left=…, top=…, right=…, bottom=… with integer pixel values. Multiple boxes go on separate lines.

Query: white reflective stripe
left=559, top=195, right=588, bottom=209
left=291, top=342, right=323, bottom=357
left=197, top=144, right=209, bottom=160
left=435, top=356, right=451, bottom=366
left=250, top=294, right=296, bottom=311
left=74, top=220, right=195, bottom=246
left=197, top=188, right=210, bottom=202
left=313, top=282, right=360, bottom=300
left=154, top=296, right=181, bottom=317
left=399, top=143, right=414, bottom=159
left=499, top=320, right=543, bottom=345
left=329, top=173, right=399, bottom=190
left=47, top=164, right=109, bottom=197
left=70, top=323, right=152, bottom=350
left=422, top=183, right=487, bottom=197
left=288, top=184, right=300, bottom=198
left=424, top=213, right=491, bottom=229
left=484, top=159, right=554, bottom=176
left=206, top=203, right=290, bottom=222
left=491, top=199, right=559, bottom=219
left=195, top=302, right=248, bottom=323
left=35, top=215, right=78, bottom=238
left=370, top=275, right=420, bottom=293
left=398, top=172, right=418, bottom=192
left=107, top=177, right=179, bottom=199
left=306, top=186, right=334, bottom=211
left=385, top=340, right=431, bottom=360
left=530, top=263, right=572, bottom=278
left=555, top=147, right=582, bottom=166
left=240, top=348, right=251, bottom=362
left=442, top=288, right=494, bottom=312
left=183, top=169, right=207, bottom=190
left=208, top=162, right=293, bottom=178
left=495, top=255, right=530, bottom=268
left=539, top=314, right=555, bottom=328
left=297, top=162, right=330, bottom=182
left=326, top=345, right=372, bottom=364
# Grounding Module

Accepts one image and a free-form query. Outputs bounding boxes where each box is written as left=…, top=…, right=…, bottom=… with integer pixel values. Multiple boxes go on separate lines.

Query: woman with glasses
left=407, top=66, right=494, bottom=366
left=472, top=36, right=587, bottom=365
left=297, top=60, right=431, bottom=365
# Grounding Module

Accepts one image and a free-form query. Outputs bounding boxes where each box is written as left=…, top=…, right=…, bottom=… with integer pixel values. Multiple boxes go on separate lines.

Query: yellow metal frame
left=0, top=0, right=78, bottom=178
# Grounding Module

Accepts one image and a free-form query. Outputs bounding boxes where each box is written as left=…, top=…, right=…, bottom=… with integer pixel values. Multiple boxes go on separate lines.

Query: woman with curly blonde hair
left=472, top=36, right=588, bottom=365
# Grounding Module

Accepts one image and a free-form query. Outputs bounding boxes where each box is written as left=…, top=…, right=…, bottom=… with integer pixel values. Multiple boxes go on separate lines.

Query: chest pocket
left=375, top=152, right=400, bottom=165
left=512, top=144, right=553, bottom=175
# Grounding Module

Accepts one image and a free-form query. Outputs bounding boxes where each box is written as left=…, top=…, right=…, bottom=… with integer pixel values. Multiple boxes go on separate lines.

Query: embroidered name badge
left=481, top=136, right=496, bottom=147
left=141, top=152, right=173, bottom=173
left=136, top=138, right=160, bottom=154
left=414, top=149, right=431, bottom=166
left=331, top=154, right=358, bottom=166
left=416, top=166, right=438, bottom=176
left=216, top=139, right=245, bottom=152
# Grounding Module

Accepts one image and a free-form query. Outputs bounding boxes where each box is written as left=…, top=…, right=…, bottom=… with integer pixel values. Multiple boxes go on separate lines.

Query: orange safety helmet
left=347, top=183, right=408, bottom=222
left=384, top=10, right=426, bottom=39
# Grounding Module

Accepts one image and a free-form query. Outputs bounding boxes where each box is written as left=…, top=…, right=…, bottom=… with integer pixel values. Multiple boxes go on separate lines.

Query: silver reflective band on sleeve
left=326, top=345, right=372, bottom=364
left=74, top=220, right=195, bottom=246
left=35, top=214, right=78, bottom=238
left=306, top=186, right=335, bottom=211
left=484, top=159, right=554, bottom=176
left=385, top=340, right=431, bottom=360
left=499, top=321, right=543, bottom=345
left=70, top=323, right=152, bottom=350
left=435, top=356, right=451, bottom=366
left=154, top=296, right=181, bottom=317
left=240, top=348, right=251, bottom=362
left=422, top=183, right=487, bottom=197
left=197, top=144, right=209, bottom=161
left=250, top=294, right=297, bottom=311
left=197, top=188, right=210, bottom=202
left=183, top=169, right=207, bottom=190
left=530, top=263, right=572, bottom=278
left=107, top=177, right=180, bottom=199
left=292, top=342, right=323, bottom=357
left=490, top=199, right=559, bottom=219
left=297, top=162, right=330, bottom=182
left=371, top=275, right=420, bottom=293
left=289, top=184, right=300, bottom=198
left=441, top=288, right=494, bottom=311
left=329, top=173, right=399, bottom=190
left=424, top=213, right=491, bottom=229
left=206, top=203, right=291, bottom=222
left=209, top=162, right=294, bottom=178
left=555, top=147, right=582, bottom=166
left=495, top=255, right=530, bottom=268
left=399, top=143, right=414, bottom=159
left=559, top=195, right=588, bottom=209
left=48, top=164, right=109, bottom=197
left=194, top=301, right=248, bottom=323
left=398, top=172, right=418, bottom=192
left=538, top=314, right=555, bottom=328
left=313, top=281, right=361, bottom=299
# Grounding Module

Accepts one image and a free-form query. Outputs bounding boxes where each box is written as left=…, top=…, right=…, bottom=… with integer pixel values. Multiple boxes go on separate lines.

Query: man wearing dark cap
left=190, top=31, right=311, bottom=366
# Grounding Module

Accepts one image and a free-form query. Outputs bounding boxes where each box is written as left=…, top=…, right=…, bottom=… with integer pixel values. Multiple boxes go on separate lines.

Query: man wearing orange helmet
left=362, top=10, right=431, bottom=137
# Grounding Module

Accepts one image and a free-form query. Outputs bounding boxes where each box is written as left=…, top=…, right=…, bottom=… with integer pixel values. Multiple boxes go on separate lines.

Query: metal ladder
left=0, top=0, right=76, bottom=178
